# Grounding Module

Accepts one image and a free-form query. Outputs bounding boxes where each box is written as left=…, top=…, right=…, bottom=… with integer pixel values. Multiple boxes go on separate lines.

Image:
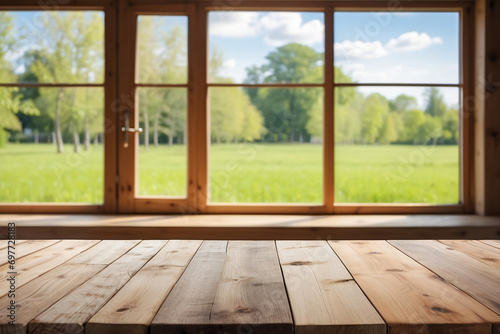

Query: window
left=0, top=1, right=472, bottom=214
left=136, top=15, right=188, bottom=198
left=334, top=12, right=461, bottom=204
left=0, top=11, right=105, bottom=204
left=208, top=11, right=324, bottom=204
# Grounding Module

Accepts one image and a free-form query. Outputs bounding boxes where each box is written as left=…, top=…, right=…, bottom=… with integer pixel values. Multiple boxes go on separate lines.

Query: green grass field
left=0, top=143, right=459, bottom=204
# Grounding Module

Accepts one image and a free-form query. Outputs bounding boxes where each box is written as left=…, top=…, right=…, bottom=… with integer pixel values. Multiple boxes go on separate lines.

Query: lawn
left=0, top=143, right=459, bottom=204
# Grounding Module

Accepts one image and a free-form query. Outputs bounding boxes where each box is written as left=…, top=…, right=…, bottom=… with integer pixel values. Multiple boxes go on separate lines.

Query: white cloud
left=219, top=58, right=246, bottom=82
left=223, top=59, right=236, bottom=69
left=209, top=12, right=324, bottom=47
left=341, top=62, right=366, bottom=73
left=209, top=12, right=260, bottom=37
left=386, top=31, right=443, bottom=52
left=259, top=12, right=324, bottom=47
left=335, top=31, right=442, bottom=60
left=334, top=40, right=388, bottom=60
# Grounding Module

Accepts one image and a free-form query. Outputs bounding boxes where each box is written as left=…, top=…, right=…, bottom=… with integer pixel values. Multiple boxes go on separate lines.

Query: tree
left=401, top=109, right=426, bottom=143
left=306, top=95, right=323, bottom=140
left=246, top=43, right=322, bottom=142
left=137, top=17, right=188, bottom=147
left=26, top=12, right=103, bottom=153
left=360, top=93, right=388, bottom=144
left=210, top=87, right=265, bottom=143
left=379, top=112, right=401, bottom=144
left=389, top=94, right=418, bottom=114
left=208, top=46, right=265, bottom=143
left=0, top=13, right=39, bottom=147
left=416, top=114, right=442, bottom=143
left=424, top=87, right=447, bottom=118
left=441, top=108, right=459, bottom=144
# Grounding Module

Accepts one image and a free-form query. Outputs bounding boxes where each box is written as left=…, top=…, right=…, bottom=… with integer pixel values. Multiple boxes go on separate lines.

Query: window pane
left=334, top=12, right=459, bottom=84
left=136, top=15, right=188, bottom=84
left=0, top=87, right=104, bottom=203
left=0, top=11, right=104, bottom=84
left=209, top=87, right=323, bottom=203
left=208, top=11, right=324, bottom=84
left=334, top=86, right=459, bottom=204
left=137, top=88, right=187, bottom=197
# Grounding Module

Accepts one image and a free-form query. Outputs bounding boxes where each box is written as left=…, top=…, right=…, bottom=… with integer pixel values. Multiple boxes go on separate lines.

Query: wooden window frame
left=0, top=0, right=476, bottom=215
left=0, top=0, right=117, bottom=214
left=199, top=1, right=473, bottom=214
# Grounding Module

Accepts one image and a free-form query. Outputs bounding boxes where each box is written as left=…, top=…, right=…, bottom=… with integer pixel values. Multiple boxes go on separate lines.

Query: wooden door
left=117, top=3, right=198, bottom=213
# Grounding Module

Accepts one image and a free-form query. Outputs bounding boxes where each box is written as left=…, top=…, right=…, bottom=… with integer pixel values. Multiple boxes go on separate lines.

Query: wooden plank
left=0, top=263, right=105, bottom=333
left=482, top=240, right=500, bottom=249
left=0, top=240, right=99, bottom=296
left=277, top=241, right=385, bottom=334
left=4, top=214, right=500, bottom=240
left=150, top=241, right=227, bottom=334
left=0, top=239, right=28, bottom=250
left=389, top=240, right=500, bottom=315
left=0, top=240, right=60, bottom=266
left=86, top=240, right=202, bottom=334
left=66, top=240, right=140, bottom=265
left=439, top=240, right=500, bottom=269
left=208, top=241, right=293, bottom=333
left=29, top=241, right=167, bottom=334
left=328, top=241, right=500, bottom=333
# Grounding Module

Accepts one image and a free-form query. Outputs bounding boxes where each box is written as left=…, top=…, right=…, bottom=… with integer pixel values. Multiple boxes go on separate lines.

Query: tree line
left=0, top=13, right=458, bottom=152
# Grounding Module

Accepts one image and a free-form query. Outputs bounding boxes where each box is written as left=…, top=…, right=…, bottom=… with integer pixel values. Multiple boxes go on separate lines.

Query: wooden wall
left=475, top=0, right=500, bottom=215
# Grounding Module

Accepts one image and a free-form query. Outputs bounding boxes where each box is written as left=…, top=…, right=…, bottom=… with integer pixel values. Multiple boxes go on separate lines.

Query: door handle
left=121, top=109, right=143, bottom=148
left=121, top=127, right=143, bottom=133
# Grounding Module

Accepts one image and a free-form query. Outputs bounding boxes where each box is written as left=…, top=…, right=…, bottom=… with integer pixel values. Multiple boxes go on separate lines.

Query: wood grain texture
left=389, top=240, right=500, bottom=316
left=328, top=241, right=500, bottom=333
left=0, top=240, right=60, bottom=266
left=482, top=240, right=500, bottom=249
left=208, top=241, right=293, bottom=334
left=0, top=240, right=99, bottom=297
left=150, top=241, right=228, bottom=334
left=439, top=240, right=500, bottom=269
left=277, top=241, right=385, bottom=334
left=86, top=240, right=202, bottom=334
left=29, top=241, right=167, bottom=334
left=3, top=214, right=500, bottom=240
left=0, top=263, right=105, bottom=333
left=66, top=240, right=140, bottom=265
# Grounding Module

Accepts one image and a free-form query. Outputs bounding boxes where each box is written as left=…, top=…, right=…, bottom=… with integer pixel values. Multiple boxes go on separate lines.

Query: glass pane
left=334, top=86, right=460, bottom=203
left=137, top=88, right=187, bottom=197
left=209, top=11, right=324, bottom=84
left=334, top=12, right=459, bottom=84
left=209, top=87, right=323, bottom=203
left=0, top=11, right=104, bottom=84
left=136, top=15, right=188, bottom=84
left=0, top=87, right=104, bottom=203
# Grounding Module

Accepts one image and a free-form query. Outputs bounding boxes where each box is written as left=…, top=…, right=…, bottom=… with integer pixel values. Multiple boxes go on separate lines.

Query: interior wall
left=475, top=0, right=500, bottom=215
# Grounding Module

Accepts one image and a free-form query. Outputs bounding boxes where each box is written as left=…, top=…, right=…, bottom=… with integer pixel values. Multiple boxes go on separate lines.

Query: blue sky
left=4, top=10, right=459, bottom=107
left=208, top=11, right=459, bottom=107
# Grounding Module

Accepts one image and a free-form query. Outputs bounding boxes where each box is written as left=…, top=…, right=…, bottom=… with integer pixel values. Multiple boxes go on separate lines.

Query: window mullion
left=324, top=6, right=335, bottom=212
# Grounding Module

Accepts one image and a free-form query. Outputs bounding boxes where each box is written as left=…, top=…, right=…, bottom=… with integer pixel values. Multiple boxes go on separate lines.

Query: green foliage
left=262, top=43, right=322, bottom=83
left=424, top=87, right=448, bottom=117
left=389, top=94, right=418, bottom=114
left=0, top=14, right=40, bottom=137
left=1, top=12, right=460, bottom=148
left=361, top=93, right=388, bottom=144
left=0, top=128, right=8, bottom=147
left=246, top=44, right=322, bottom=142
